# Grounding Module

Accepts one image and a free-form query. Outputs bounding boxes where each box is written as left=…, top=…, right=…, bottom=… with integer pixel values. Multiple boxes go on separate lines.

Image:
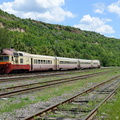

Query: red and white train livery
left=0, top=48, right=100, bottom=74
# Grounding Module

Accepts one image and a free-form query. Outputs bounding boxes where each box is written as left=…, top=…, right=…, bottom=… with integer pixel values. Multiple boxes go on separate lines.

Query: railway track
left=0, top=69, right=95, bottom=82
left=0, top=70, right=111, bottom=98
left=23, top=74, right=120, bottom=120
left=83, top=85, right=119, bottom=120
left=0, top=68, right=113, bottom=82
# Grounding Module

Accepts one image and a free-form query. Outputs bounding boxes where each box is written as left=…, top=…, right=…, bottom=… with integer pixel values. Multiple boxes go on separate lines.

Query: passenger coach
left=56, top=57, right=79, bottom=70
left=0, top=48, right=100, bottom=74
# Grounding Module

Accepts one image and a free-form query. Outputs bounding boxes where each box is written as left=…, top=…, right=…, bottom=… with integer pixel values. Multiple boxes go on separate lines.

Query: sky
left=0, top=0, right=120, bottom=39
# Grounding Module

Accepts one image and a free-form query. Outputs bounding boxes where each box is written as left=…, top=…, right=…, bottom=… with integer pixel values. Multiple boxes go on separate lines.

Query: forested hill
left=0, top=9, right=120, bottom=67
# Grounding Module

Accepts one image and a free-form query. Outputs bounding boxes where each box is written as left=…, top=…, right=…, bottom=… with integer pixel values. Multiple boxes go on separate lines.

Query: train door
left=55, top=57, right=58, bottom=70
left=78, top=60, right=80, bottom=69
left=54, top=57, right=57, bottom=70
left=31, top=58, right=33, bottom=71
left=79, top=60, right=82, bottom=69
left=13, top=52, right=19, bottom=65
left=57, top=59, right=59, bottom=70
left=13, top=56, right=18, bottom=64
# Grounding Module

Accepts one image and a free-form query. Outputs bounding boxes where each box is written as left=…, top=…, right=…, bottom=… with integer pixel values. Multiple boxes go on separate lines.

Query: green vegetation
left=0, top=68, right=119, bottom=115
left=0, top=9, right=120, bottom=66
left=97, top=88, right=120, bottom=120
left=0, top=97, right=33, bottom=113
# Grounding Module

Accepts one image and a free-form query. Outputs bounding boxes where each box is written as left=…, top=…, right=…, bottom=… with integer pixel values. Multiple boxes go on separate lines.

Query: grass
left=97, top=88, right=120, bottom=120
left=0, top=68, right=113, bottom=89
left=0, top=68, right=120, bottom=116
left=0, top=97, right=33, bottom=113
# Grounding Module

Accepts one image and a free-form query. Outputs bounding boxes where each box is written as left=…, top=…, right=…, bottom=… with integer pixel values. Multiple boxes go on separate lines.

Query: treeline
left=0, top=9, right=120, bottom=67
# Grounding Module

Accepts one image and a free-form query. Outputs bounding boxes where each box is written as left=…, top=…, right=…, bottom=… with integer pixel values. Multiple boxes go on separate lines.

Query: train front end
left=0, top=55, right=12, bottom=74
left=0, top=48, right=15, bottom=74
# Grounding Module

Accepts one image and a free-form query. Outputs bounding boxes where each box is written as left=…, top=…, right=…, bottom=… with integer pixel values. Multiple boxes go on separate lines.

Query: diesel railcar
left=0, top=48, right=100, bottom=74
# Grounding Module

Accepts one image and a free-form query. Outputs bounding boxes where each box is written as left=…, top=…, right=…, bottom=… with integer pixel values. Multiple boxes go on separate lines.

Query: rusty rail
left=23, top=75, right=120, bottom=120
left=0, top=71, right=110, bottom=98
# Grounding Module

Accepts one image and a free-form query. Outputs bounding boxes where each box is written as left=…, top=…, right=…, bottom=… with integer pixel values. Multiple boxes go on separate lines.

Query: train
left=0, top=48, right=100, bottom=74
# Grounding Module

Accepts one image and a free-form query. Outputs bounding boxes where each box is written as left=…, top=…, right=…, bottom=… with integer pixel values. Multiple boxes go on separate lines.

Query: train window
left=38, top=60, right=40, bottom=64
left=14, top=53, right=18, bottom=57
left=34, top=59, right=37, bottom=64
left=0, top=56, right=3, bottom=61
left=47, top=60, right=51, bottom=64
left=41, top=60, right=43, bottom=64
left=4, top=56, right=9, bottom=61
left=19, top=53, right=23, bottom=56
left=48, top=60, right=50, bottom=64
left=40, top=60, right=46, bottom=64
left=43, top=60, right=45, bottom=64
left=34, top=59, right=36, bottom=64
left=20, top=58, right=23, bottom=64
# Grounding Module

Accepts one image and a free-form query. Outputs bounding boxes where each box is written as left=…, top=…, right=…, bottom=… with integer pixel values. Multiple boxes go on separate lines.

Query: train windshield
left=0, top=56, right=9, bottom=62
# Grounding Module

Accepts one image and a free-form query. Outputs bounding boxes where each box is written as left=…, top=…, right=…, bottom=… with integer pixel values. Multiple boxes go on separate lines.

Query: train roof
left=17, top=51, right=78, bottom=60
left=92, top=60, right=100, bottom=62
left=79, top=59, right=92, bottom=61
left=0, top=48, right=15, bottom=55
left=56, top=57, right=79, bottom=61
left=17, top=52, right=55, bottom=59
left=29, top=54, right=55, bottom=59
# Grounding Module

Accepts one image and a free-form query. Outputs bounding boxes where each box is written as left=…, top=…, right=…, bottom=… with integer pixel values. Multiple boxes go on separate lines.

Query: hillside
left=0, top=9, right=120, bottom=67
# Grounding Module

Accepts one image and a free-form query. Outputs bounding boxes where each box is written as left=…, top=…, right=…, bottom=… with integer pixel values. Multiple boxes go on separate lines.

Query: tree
left=0, top=28, right=10, bottom=49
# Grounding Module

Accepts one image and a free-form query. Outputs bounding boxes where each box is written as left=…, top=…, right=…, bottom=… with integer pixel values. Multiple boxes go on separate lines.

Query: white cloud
left=93, top=3, right=106, bottom=14
left=94, top=9, right=103, bottom=14
left=108, top=0, right=120, bottom=16
left=0, top=0, right=74, bottom=22
left=74, top=14, right=114, bottom=34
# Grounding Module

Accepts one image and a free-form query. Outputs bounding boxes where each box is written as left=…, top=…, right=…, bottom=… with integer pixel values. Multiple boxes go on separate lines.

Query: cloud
left=93, top=3, right=106, bottom=14
left=0, top=0, right=74, bottom=22
left=74, top=14, right=114, bottom=34
left=108, top=0, right=120, bottom=16
left=94, top=9, right=104, bottom=14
